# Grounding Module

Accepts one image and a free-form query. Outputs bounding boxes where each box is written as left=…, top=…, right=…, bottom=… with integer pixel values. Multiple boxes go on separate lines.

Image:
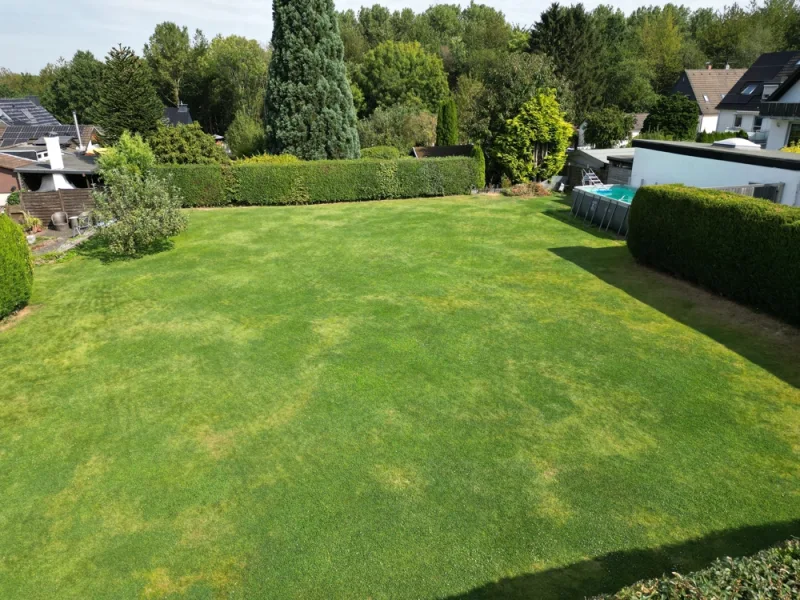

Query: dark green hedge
left=594, top=539, right=799, bottom=599
left=154, top=164, right=229, bottom=207
left=628, top=185, right=800, bottom=325
left=0, top=214, right=33, bottom=320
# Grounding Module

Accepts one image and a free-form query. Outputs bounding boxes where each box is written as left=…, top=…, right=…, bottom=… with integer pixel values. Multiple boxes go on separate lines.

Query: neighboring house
left=631, top=138, right=797, bottom=205
left=758, top=65, right=800, bottom=149
left=565, top=147, right=636, bottom=186
left=0, top=153, right=34, bottom=204
left=164, top=103, right=193, bottom=126
left=715, top=51, right=800, bottom=143
left=0, top=124, right=98, bottom=150
left=631, top=113, right=648, bottom=138
left=671, top=66, right=747, bottom=133
left=0, top=97, right=60, bottom=127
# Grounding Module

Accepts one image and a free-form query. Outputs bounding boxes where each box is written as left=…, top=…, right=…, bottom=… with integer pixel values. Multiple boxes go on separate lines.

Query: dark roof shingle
left=716, top=51, right=800, bottom=111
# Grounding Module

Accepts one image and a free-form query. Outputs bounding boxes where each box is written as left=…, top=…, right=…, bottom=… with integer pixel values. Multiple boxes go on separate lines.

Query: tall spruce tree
left=96, top=45, right=164, bottom=144
left=436, top=97, right=458, bottom=145
left=264, top=0, right=360, bottom=159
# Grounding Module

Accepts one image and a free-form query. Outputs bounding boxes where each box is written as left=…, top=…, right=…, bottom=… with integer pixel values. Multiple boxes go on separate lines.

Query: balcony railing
left=759, top=102, right=800, bottom=118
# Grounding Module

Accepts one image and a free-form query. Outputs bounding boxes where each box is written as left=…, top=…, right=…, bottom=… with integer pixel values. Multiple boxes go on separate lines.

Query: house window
left=741, top=84, right=759, bottom=95
left=754, top=116, right=763, bottom=132
left=734, top=114, right=743, bottom=128
left=788, top=123, right=800, bottom=146
left=720, top=93, right=726, bottom=99
left=703, top=94, right=710, bottom=102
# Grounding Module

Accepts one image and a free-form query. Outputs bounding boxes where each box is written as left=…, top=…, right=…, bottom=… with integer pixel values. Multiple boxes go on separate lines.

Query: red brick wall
left=0, top=167, right=17, bottom=194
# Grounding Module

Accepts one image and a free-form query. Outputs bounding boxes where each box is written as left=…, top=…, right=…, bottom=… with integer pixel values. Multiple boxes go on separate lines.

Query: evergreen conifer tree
left=264, top=0, right=360, bottom=159
left=96, top=45, right=164, bottom=144
left=436, top=98, right=459, bottom=146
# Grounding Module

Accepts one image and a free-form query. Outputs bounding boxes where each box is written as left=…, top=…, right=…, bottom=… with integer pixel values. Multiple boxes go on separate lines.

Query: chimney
left=73, top=111, right=84, bottom=151
left=178, top=102, right=188, bottom=113
left=45, top=136, right=64, bottom=171
left=706, top=62, right=713, bottom=70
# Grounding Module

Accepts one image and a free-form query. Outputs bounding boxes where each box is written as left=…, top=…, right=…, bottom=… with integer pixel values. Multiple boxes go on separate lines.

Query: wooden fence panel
left=19, top=189, right=95, bottom=225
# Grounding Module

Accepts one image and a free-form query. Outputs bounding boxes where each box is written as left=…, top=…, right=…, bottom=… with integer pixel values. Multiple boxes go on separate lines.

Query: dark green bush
left=696, top=129, right=750, bottom=143
left=361, top=146, right=402, bottom=160
left=628, top=185, right=800, bottom=325
left=593, top=539, right=799, bottom=599
left=0, top=214, right=33, bottom=319
left=471, top=145, right=486, bottom=189
left=154, top=165, right=228, bottom=207
left=6, top=190, right=20, bottom=205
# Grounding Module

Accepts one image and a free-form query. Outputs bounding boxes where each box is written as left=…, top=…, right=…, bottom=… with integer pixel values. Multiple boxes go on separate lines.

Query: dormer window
left=741, top=84, right=759, bottom=95
left=703, top=94, right=710, bottom=102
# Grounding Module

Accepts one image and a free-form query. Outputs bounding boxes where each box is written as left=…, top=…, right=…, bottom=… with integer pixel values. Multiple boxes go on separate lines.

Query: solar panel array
left=0, top=98, right=60, bottom=128
left=0, top=125, right=81, bottom=148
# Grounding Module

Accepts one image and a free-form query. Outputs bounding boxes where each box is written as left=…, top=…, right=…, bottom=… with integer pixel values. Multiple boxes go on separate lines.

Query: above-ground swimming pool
left=570, top=185, right=637, bottom=235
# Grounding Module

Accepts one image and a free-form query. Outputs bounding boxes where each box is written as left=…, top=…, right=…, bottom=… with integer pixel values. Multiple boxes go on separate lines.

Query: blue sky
left=4, top=0, right=729, bottom=73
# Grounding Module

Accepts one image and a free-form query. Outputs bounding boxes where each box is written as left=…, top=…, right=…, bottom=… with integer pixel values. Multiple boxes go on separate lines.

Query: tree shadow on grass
left=441, top=519, right=800, bottom=599
left=76, top=235, right=175, bottom=264
left=549, top=245, right=800, bottom=389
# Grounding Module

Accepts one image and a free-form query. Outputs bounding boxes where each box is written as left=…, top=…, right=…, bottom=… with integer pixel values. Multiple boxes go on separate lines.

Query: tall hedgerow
left=264, top=0, right=360, bottom=159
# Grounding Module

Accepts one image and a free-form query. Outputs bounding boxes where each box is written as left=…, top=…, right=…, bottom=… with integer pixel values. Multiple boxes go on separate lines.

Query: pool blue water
left=590, top=185, right=637, bottom=203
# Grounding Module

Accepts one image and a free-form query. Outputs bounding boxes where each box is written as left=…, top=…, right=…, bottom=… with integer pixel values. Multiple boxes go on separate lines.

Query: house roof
left=633, top=139, right=800, bottom=171
left=14, top=152, right=97, bottom=175
left=569, top=147, right=636, bottom=169
left=0, top=124, right=96, bottom=148
left=0, top=98, right=60, bottom=126
left=0, top=152, right=34, bottom=170
left=164, top=105, right=193, bottom=126
left=672, top=69, right=747, bottom=114
left=632, top=113, right=648, bottom=133
left=412, top=145, right=473, bottom=158
left=716, top=51, right=800, bottom=112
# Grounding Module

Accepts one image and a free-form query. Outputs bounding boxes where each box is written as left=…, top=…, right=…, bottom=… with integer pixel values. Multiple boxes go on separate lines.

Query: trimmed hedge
left=0, top=214, right=33, bottom=320
left=361, top=146, right=401, bottom=159
left=154, top=164, right=229, bottom=207
left=594, top=539, right=799, bottom=599
left=158, top=157, right=478, bottom=207
left=628, top=185, right=800, bottom=325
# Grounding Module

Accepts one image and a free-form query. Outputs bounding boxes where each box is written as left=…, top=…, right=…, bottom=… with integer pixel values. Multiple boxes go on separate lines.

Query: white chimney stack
left=45, top=137, right=64, bottom=170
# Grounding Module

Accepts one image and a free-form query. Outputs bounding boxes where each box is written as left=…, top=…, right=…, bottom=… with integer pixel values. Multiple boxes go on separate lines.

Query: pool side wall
left=570, top=186, right=632, bottom=235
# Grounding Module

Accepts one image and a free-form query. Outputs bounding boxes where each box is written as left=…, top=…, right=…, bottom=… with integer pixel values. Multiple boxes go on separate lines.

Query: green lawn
left=1, top=195, right=798, bottom=599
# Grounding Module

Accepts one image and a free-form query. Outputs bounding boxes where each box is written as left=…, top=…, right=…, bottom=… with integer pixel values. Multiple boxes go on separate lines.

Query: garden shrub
left=239, top=153, right=301, bottom=165
left=154, top=165, right=228, bottom=207
left=696, top=129, right=749, bottom=143
left=0, top=214, right=33, bottom=319
left=97, top=131, right=155, bottom=186
left=471, top=144, right=486, bottom=189
left=93, top=171, right=188, bottom=256
left=147, top=123, right=229, bottom=164
left=628, top=185, right=800, bottom=326
left=501, top=182, right=550, bottom=197
left=593, top=538, right=799, bottom=599
left=6, top=190, right=20, bottom=205
left=361, top=146, right=402, bottom=160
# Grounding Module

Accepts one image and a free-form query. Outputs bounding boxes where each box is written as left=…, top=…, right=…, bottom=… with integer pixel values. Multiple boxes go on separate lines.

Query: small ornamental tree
left=0, top=214, right=33, bottom=320
left=264, top=0, right=360, bottom=159
left=93, top=171, right=188, bottom=256
left=96, top=45, right=165, bottom=144
left=584, top=107, right=635, bottom=148
left=225, top=110, right=266, bottom=158
left=493, top=89, right=572, bottom=183
left=436, top=97, right=459, bottom=146
left=642, top=94, right=699, bottom=140
left=147, top=123, right=229, bottom=164
left=471, top=144, right=486, bottom=189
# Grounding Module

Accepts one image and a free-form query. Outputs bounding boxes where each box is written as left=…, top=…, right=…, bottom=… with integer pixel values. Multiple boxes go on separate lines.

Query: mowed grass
left=1, top=195, right=798, bottom=600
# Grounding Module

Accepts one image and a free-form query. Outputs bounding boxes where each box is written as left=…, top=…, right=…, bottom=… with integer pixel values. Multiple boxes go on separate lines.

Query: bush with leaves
left=471, top=144, right=485, bottom=189
left=361, top=146, right=402, bottom=159
left=493, top=90, right=573, bottom=183
left=358, top=104, right=437, bottom=151
left=225, top=111, right=266, bottom=158
left=238, top=153, right=300, bottom=165
left=0, top=214, right=33, bottom=319
left=697, top=129, right=749, bottom=143
left=93, top=171, right=188, bottom=256
left=6, top=190, right=20, bottom=205
left=147, top=123, right=229, bottom=164
left=97, top=131, right=156, bottom=187
left=642, top=94, right=699, bottom=141
left=584, top=107, right=635, bottom=148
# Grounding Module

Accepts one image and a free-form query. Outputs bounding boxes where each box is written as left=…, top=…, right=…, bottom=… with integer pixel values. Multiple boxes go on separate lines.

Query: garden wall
left=628, top=184, right=800, bottom=326
left=155, top=157, right=479, bottom=207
